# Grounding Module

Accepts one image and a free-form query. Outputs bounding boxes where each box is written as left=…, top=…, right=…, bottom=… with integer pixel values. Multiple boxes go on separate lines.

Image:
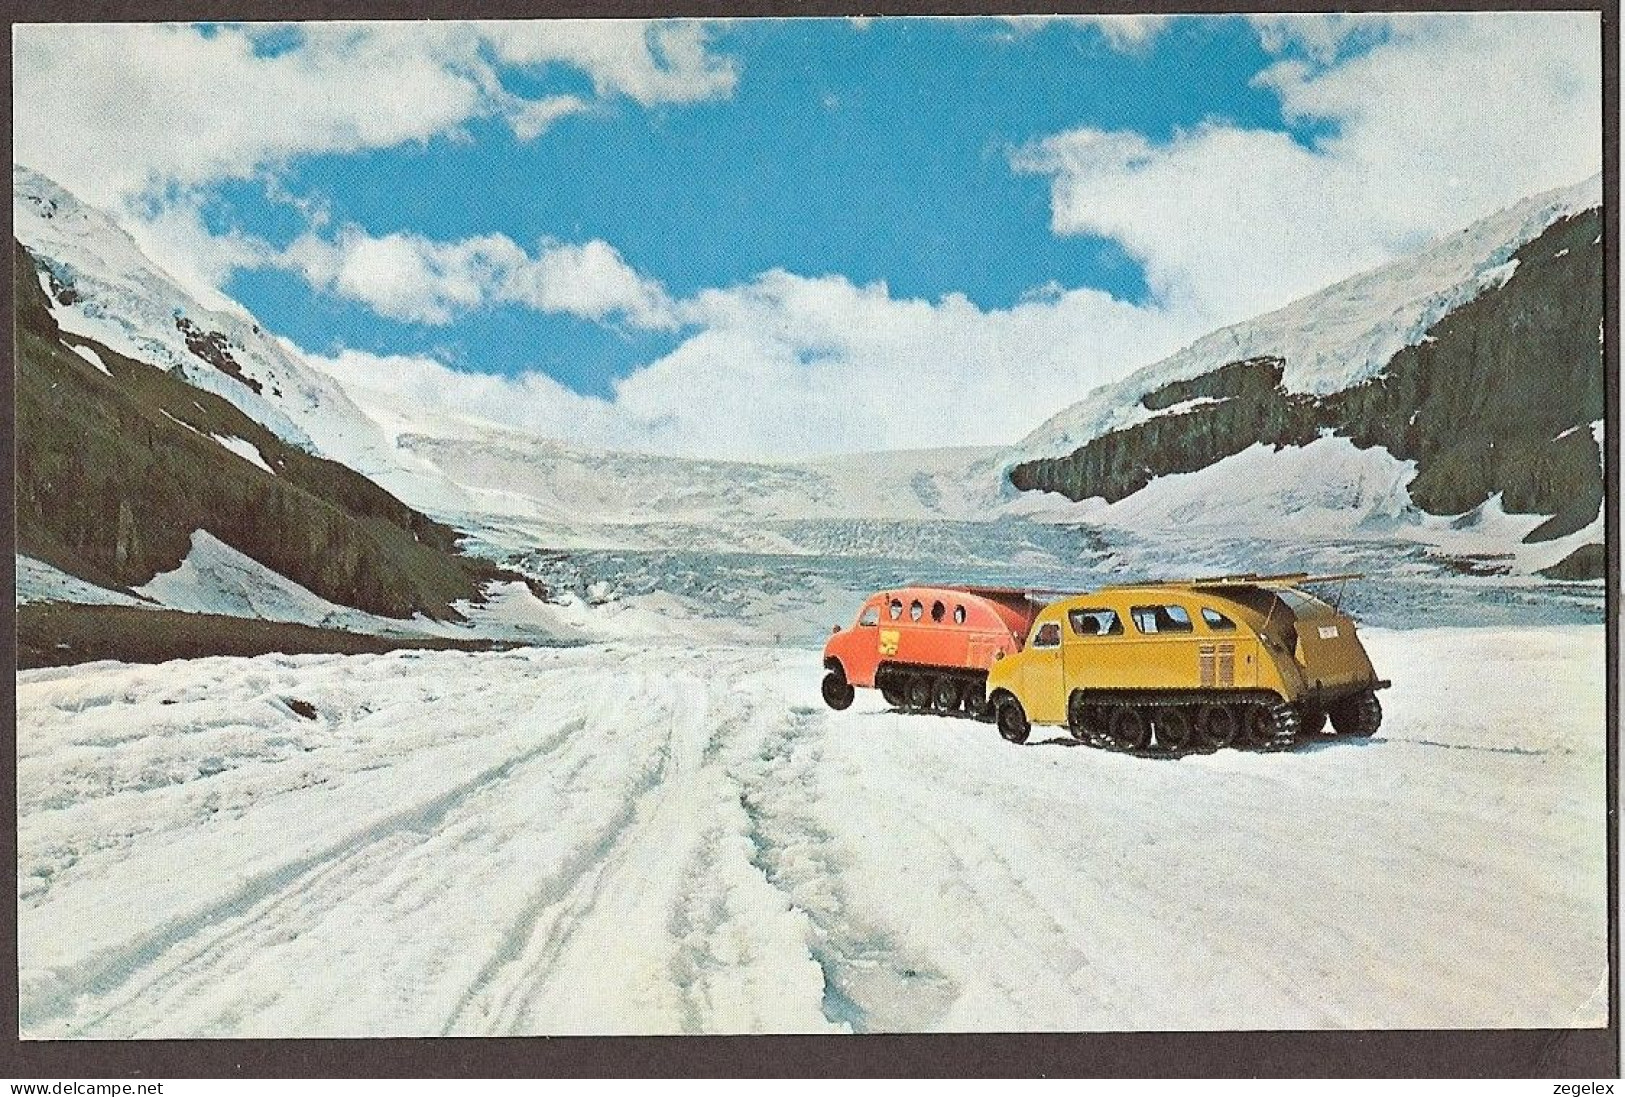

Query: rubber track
left=1068, top=693, right=1300, bottom=758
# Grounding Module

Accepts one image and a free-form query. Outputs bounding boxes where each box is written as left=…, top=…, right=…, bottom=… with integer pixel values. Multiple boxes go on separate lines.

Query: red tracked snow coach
left=820, top=585, right=1045, bottom=717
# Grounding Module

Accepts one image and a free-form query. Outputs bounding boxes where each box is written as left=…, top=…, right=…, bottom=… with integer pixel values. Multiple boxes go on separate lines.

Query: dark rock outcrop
left=15, top=240, right=504, bottom=621
left=1009, top=210, right=1604, bottom=547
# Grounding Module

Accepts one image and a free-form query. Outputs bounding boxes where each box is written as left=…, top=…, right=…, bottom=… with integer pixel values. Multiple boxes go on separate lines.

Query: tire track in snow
left=439, top=719, right=676, bottom=1034
left=439, top=664, right=715, bottom=1034
left=457, top=657, right=840, bottom=1035
left=25, top=718, right=590, bottom=1036
left=658, top=676, right=839, bottom=1035
left=733, top=704, right=958, bottom=1032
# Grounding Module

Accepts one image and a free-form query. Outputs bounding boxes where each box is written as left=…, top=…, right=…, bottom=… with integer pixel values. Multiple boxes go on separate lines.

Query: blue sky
left=13, top=14, right=1604, bottom=457
left=205, top=17, right=1308, bottom=397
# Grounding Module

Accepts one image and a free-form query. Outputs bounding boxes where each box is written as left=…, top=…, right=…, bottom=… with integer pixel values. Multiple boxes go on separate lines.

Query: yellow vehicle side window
left=1201, top=607, right=1236, bottom=631
left=1067, top=608, right=1122, bottom=636
left=1032, top=622, right=1062, bottom=648
left=1130, top=605, right=1194, bottom=634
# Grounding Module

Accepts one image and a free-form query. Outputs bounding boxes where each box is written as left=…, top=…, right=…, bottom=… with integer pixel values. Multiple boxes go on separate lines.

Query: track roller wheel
left=1300, top=708, right=1328, bottom=736
left=880, top=677, right=905, bottom=708
left=963, top=687, right=992, bottom=721
left=1106, top=706, right=1151, bottom=751
left=904, top=675, right=932, bottom=712
left=1246, top=700, right=1300, bottom=750
left=931, top=677, right=963, bottom=714
left=1330, top=690, right=1382, bottom=737
left=995, top=696, right=1030, bottom=745
left=1152, top=706, right=1192, bottom=753
left=820, top=671, right=855, bottom=711
left=1194, top=704, right=1238, bottom=750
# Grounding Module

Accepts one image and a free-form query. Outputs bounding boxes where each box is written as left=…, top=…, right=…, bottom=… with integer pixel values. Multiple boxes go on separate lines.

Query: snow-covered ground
left=16, top=625, right=1606, bottom=1037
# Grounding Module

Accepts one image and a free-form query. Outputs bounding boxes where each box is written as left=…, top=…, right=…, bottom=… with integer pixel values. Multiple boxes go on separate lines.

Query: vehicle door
left=1021, top=619, right=1067, bottom=725
left=1061, top=606, right=1126, bottom=693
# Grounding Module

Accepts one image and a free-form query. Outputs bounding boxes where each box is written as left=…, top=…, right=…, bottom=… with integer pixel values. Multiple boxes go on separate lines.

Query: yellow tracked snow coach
left=985, top=573, right=1390, bottom=753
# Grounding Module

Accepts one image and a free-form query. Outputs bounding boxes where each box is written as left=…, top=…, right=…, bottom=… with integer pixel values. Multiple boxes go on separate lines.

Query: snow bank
left=208, top=434, right=275, bottom=475
left=135, top=530, right=385, bottom=629
left=1085, top=436, right=1419, bottom=535
left=16, top=556, right=151, bottom=608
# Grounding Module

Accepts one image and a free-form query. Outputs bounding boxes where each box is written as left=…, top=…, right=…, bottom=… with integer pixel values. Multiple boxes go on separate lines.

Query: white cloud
left=265, top=227, right=676, bottom=330
left=311, top=346, right=630, bottom=445
left=12, top=21, right=738, bottom=209
left=480, top=20, right=737, bottom=105
left=1247, top=13, right=1400, bottom=61
left=509, top=94, right=592, bottom=142
left=304, top=268, right=1207, bottom=461
left=998, top=14, right=1175, bottom=52
left=1013, top=11, right=1601, bottom=330
left=504, top=240, right=677, bottom=330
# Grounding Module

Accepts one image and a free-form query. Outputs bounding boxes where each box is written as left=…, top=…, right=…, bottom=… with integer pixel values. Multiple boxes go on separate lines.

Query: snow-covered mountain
left=14, top=166, right=382, bottom=460
left=1016, top=174, right=1601, bottom=459
left=12, top=198, right=546, bottom=647
left=1004, top=175, right=1606, bottom=579
left=12, top=161, right=1607, bottom=658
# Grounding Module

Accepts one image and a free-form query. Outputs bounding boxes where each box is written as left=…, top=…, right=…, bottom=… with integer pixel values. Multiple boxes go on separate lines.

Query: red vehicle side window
left=909, top=600, right=924, bottom=622
left=888, top=599, right=903, bottom=620
left=953, top=605, right=966, bottom=624
left=858, top=606, right=880, bottom=627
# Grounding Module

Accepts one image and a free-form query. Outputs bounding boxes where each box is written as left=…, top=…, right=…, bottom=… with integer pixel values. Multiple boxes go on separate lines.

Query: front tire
left=821, top=671, right=855, bottom=711
left=995, top=697, right=1031, bottom=744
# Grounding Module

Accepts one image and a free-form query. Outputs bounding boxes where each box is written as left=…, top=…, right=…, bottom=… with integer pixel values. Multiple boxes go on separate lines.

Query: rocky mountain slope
left=1005, top=177, right=1606, bottom=579
left=14, top=237, right=523, bottom=625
